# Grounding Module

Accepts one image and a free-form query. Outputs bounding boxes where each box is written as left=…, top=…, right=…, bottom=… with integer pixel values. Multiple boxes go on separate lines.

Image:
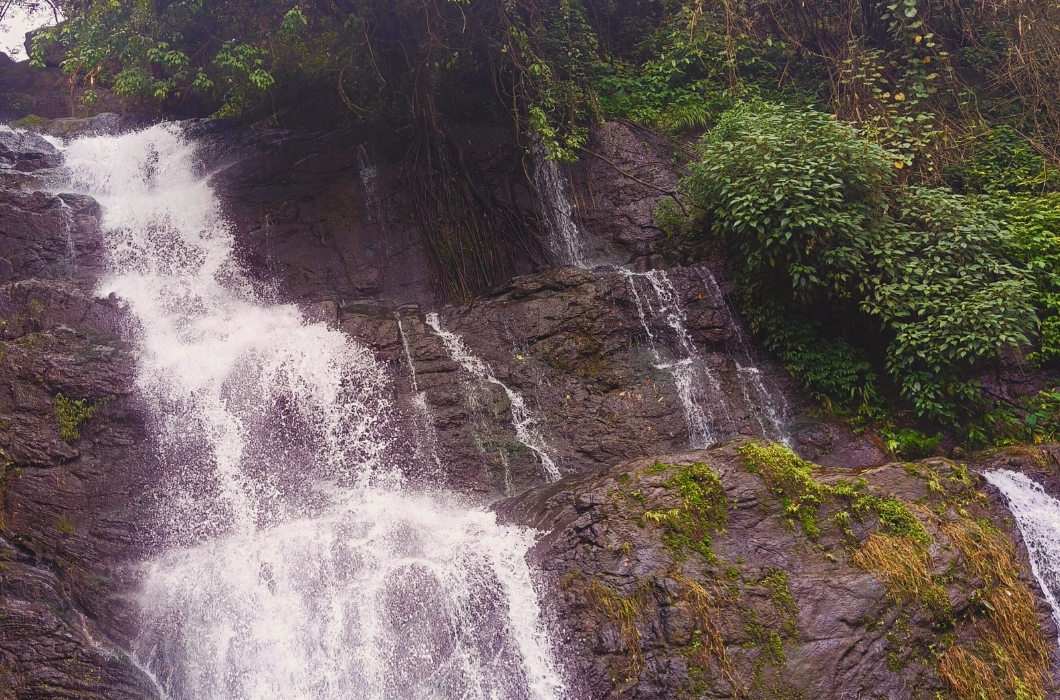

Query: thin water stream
left=533, top=152, right=790, bottom=445
left=60, top=124, right=567, bottom=700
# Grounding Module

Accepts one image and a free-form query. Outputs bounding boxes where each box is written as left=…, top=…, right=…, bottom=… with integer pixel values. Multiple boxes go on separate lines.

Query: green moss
left=642, top=462, right=728, bottom=563
left=738, top=442, right=929, bottom=545
left=9, top=114, right=45, bottom=130
left=760, top=570, right=799, bottom=638
left=54, top=394, right=109, bottom=443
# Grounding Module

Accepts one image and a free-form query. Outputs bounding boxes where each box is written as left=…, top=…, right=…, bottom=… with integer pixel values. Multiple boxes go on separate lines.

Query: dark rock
left=0, top=129, right=61, bottom=172
left=498, top=441, right=1060, bottom=699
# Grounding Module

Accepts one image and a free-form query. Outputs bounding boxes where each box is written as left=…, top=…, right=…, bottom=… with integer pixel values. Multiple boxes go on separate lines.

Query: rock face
left=0, top=137, right=159, bottom=698
left=499, top=440, right=1060, bottom=699
left=0, top=113, right=1057, bottom=700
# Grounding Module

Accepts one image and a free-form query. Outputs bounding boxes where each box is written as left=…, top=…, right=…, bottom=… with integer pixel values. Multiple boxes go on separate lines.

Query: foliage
left=682, top=101, right=1037, bottom=422
left=53, top=393, right=105, bottom=443
left=643, top=461, right=728, bottom=563
left=878, top=427, right=940, bottom=459
left=985, top=193, right=1060, bottom=361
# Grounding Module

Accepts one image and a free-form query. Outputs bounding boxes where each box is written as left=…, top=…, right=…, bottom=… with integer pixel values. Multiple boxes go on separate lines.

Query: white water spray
left=983, top=469, right=1060, bottom=644
left=425, top=312, right=561, bottom=482
left=60, top=123, right=567, bottom=700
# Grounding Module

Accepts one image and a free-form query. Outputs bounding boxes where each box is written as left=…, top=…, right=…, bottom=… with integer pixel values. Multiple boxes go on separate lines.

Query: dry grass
left=940, top=519, right=1051, bottom=699
left=671, top=574, right=745, bottom=694
left=938, top=646, right=1008, bottom=700
left=851, top=534, right=951, bottom=620
left=587, top=579, right=652, bottom=680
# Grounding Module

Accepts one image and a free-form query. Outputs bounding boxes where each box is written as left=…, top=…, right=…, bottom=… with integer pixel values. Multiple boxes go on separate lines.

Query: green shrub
left=681, top=101, right=1037, bottom=422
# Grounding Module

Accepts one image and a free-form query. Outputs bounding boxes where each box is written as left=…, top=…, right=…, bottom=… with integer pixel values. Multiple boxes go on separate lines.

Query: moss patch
left=738, top=442, right=928, bottom=544
left=643, top=461, right=728, bottom=563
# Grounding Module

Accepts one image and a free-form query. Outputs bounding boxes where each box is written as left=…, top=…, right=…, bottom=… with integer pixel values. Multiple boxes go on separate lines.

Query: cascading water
left=696, top=268, right=790, bottom=443
left=982, top=469, right=1060, bottom=644
left=532, top=152, right=790, bottom=446
left=532, top=145, right=587, bottom=268
left=398, top=316, right=444, bottom=478
left=59, top=124, right=567, bottom=700
left=425, top=312, right=561, bottom=482
left=55, top=194, right=75, bottom=277
left=623, top=269, right=732, bottom=447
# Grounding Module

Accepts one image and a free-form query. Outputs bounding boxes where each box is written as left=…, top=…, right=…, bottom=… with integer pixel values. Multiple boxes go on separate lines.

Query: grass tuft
left=851, top=534, right=952, bottom=623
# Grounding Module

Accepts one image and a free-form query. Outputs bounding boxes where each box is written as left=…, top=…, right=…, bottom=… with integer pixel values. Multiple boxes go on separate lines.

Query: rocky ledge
left=501, top=440, right=1060, bottom=699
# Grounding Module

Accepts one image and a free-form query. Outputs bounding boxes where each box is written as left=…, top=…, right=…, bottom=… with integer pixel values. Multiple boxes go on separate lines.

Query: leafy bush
left=681, top=101, right=1037, bottom=422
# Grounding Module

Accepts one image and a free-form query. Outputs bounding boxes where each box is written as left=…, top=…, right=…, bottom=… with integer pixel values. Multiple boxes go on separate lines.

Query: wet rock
left=0, top=281, right=160, bottom=698
left=0, top=129, right=61, bottom=172
left=499, top=441, right=1060, bottom=699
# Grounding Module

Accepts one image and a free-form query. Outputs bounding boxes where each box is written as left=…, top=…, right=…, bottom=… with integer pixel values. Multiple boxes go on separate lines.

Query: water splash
left=425, top=312, right=561, bottom=482
left=982, top=469, right=1060, bottom=644
left=60, top=123, right=567, bottom=700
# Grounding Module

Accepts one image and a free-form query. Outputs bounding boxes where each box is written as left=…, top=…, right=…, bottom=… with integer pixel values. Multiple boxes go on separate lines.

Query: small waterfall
left=56, top=195, right=75, bottom=277
left=532, top=144, right=588, bottom=268
left=60, top=124, right=567, bottom=700
left=624, top=269, right=732, bottom=447
left=356, top=144, right=384, bottom=230
left=398, top=316, right=444, bottom=479
left=697, top=268, right=790, bottom=443
left=983, top=469, right=1060, bottom=644
left=425, top=312, right=561, bottom=482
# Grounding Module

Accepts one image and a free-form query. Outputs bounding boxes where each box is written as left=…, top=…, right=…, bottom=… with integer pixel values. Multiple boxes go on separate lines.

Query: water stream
left=425, top=312, right=561, bottom=482
left=536, top=154, right=790, bottom=446
left=532, top=144, right=587, bottom=268
left=982, top=469, right=1060, bottom=644
left=60, top=124, right=567, bottom=700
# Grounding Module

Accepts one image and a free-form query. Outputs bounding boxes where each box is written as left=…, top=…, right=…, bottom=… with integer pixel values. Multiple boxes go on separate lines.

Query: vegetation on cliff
left=18, top=0, right=1060, bottom=437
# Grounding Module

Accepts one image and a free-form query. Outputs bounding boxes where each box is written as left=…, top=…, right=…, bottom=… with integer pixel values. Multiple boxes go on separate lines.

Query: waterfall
left=398, top=316, right=444, bottom=479
left=59, top=124, right=567, bottom=700
left=532, top=145, right=588, bottom=268
left=55, top=194, right=75, bottom=277
left=533, top=153, right=790, bottom=446
left=623, top=269, right=732, bottom=447
left=425, top=312, right=561, bottom=482
left=356, top=143, right=384, bottom=230
left=696, top=268, right=790, bottom=443
left=982, top=469, right=1060, bottom=644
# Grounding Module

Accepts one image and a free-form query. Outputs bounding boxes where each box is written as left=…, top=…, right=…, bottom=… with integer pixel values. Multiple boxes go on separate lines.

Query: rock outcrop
left=0, top=132, right=159, bottom=699
left=0, top=113, right=1057, bottom=700
left=500, top=440, right=1060, bottom=699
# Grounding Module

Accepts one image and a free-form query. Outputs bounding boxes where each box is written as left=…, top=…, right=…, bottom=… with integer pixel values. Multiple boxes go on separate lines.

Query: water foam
left=60, top=123, right=567, bottom=699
